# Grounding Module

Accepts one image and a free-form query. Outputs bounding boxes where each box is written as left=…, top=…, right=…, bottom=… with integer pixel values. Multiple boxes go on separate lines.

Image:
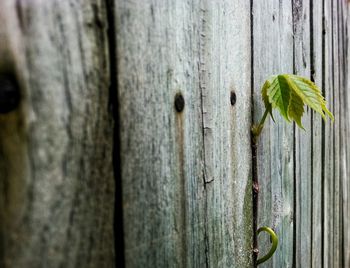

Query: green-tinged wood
left=0, top=1, right=115, bottom=267
left=114, top=0, right=252, bottom=267
left=252, top=1, right=294, bottom=267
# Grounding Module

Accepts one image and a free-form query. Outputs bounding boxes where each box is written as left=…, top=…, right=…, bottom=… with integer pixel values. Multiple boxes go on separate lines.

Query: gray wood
left=115, top=0, right=252, bottom=267
left=337, top=0, right=349, bottom=265
left=324, top=0, right=335, bottom=267
left=344, top=3, right=350, bottom=266
left=0, top=1, right=115, bottom=267
left=339, top=1, right=348, bottom=266
left=310, top=0, right=323, bottom=266
left=293, top=1, right=312, bottom=267
left=332, top=1, right=341, bottom=266
left=345, top=3, right=350, bottom=266
left=252, top=1, right=294, bottom=267
left=0, top=1, right=349, bottom=267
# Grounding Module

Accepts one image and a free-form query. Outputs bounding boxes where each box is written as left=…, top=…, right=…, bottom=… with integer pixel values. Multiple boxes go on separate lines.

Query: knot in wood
left=174, top=92, right=185, bottom=112
left=0, top=73, right=20, bottom=114
left=230, top=91, right=236, bottom=106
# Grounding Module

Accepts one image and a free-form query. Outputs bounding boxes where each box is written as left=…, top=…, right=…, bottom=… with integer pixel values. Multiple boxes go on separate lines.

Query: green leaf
left=266, top=75, right=291, bottom=122
left=262, top=74, right=334, bottom=129
left=288, top=88, right=305, bottom=129
left=261, top=77, right=275, bottom=122
left=287, top=75, right=334, bottom=121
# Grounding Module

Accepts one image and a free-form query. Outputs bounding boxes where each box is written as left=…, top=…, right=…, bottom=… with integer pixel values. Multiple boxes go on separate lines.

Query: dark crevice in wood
left=0, top=73, right=21, bottom=114
left=198, top=4, right=210, bottom=267
left=339, top=1, right=346, bottom=265
left=292, top=122, right=297, bottom=268
left=321, top=1, right=326, bottom=267
left=251, top=139, right=258, bottom=268
left=291, top=1, right=297, bottom=267
left=15, top=0, right=25, bottom=32
left=106, top=0, right=124, bottom=267
left=249, top=0, right=258, bottom=266
left=337, top=1, right=345, bottom=266
left=331, top=0, right=336, bottom=265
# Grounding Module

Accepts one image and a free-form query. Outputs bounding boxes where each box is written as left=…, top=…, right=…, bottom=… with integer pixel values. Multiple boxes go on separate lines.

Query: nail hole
left=0, top=73, right=21, bottom=114
left=174, top=92, right=185, bottom=112
left=230, top=91, right=236, bottom=106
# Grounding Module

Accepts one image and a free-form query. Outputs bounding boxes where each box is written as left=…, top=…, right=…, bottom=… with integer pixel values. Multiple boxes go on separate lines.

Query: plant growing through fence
left=251, top=74, right=334, bottom=266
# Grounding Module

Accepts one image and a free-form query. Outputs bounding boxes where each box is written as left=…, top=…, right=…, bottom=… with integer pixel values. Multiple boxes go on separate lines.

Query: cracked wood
left=114, top=0, right=252, bottom=267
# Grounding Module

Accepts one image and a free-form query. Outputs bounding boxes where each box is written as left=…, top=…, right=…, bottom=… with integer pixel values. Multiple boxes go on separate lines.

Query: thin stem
left=251, top=105, right=272, bottom=266
left=251, top=105, right=271, bottom=140
left=258, top=107, right=270, bottom=129
left=256, top=227, right=279, bottom=265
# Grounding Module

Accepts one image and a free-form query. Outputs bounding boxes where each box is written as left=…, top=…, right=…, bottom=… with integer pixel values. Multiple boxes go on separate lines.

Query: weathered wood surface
left=293, top=1, right=313, bottom=267
left=0, top=0, right=349, bottom=267
left=0, top=1, right=115, bottom=267
left=253, top=0, right=350, bottom=267
left=115, top=0, right=252, bottom=267
left=345, top=3, right=350, bottom=266
left=252, top=1, right=294, bottom=267
left=310, top=1, right=323, bottom=266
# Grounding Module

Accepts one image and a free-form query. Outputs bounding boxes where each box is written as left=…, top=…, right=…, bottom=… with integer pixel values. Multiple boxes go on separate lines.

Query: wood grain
left=0, top=1, right=348, bottom=267
left=310, top=0, right=323, bottom=266
left=344, top=3, right=350, bottom=266
left=252, top=1, right=294, bottom=267
left=324, top=0, right=335, bottom=266
left=114, top=0, right=252, bottom=267
left=293, top=0, right=312, bottom=267
left=0, top=1, right=115, bottom=267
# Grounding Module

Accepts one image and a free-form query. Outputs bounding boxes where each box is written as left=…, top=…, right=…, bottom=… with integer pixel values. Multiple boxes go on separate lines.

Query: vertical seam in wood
left=198, top=4, right=210, bottom=267
left=331, top=0, right=336, bottom=264
left=339, top=1, right=346, bottom=265
left=291, top=1, right=297, bottom=267
left=337, top=1, right=345, bottom=266
left=106, top=0, right=123, bottom=266
left=321, top=1, right=326, bottom=267
left=249, top=0, right=257, bottom=267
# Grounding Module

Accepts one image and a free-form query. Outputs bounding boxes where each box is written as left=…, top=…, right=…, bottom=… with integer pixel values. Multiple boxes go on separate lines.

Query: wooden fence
left=0, top=0, right=349, bottom=267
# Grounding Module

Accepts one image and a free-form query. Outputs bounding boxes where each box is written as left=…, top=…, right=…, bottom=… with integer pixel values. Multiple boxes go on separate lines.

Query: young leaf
left=261, top=77, right=275, bottom=122
left=266, top=75, right=291, bottom=122
left=262, top=74, right=334, bottom=129
left=288, top=89, right=305, bottom=129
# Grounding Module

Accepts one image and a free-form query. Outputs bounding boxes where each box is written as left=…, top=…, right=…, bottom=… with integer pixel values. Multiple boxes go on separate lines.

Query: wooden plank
left=331, top=0, right=341, bottom=266
left=198, top=2, right=253, bottom=267
left=252, top=1, right=294, bottom=267
left=337, top=0, right=348, bottom=266
left=293, top=1, right=313, bottom=267
left=0, top=1, right=115, bottom=267
left=345, top=2, right=350, bottom=266
left=115, top=0, right=252, bottom=267
left=323, top=0, right=335, bottom=266
left=116, top=3, right=203, bottom=266
left=343, top=2, right=350, bottom=266
left=310, top=0, right=324, bottom=267
left=338, top=0, right=345, bottom=266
